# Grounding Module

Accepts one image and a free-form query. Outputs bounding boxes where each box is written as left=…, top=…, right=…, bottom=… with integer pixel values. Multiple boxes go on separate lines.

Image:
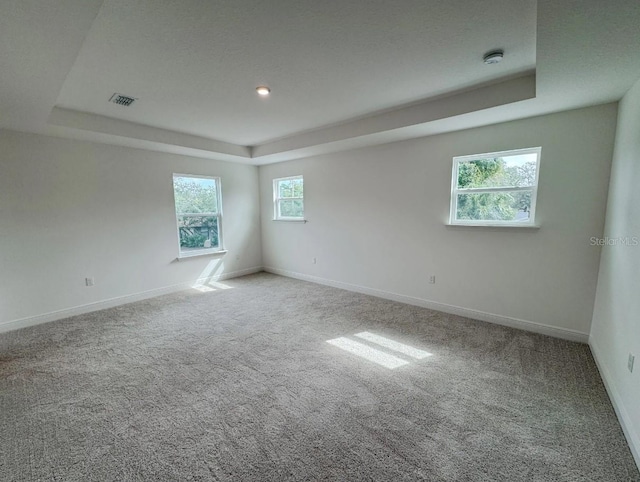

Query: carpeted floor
left=1, top=273, right=638, bottom=481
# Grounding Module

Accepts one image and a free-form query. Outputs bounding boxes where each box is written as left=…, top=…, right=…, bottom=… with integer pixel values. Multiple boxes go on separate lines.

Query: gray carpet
left=1, top=273, right=638, bottom=481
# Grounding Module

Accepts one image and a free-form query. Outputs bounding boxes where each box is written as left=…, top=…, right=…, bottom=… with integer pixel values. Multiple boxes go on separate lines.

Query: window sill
left=272, top=219, right=307, bottom=223
left=446, top=223, right=540, bottom=229
left=176, top=249, right=228, bottom=260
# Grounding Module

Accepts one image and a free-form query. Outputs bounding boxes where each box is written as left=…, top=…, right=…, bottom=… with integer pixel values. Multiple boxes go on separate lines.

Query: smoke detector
left=483, top=50, right=504, bottom=65
left=109, top=93, right=137, bottom=106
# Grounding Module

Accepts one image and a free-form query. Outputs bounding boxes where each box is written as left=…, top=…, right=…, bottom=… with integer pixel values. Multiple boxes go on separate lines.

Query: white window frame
left=273, top=175, right=305, bottom=221
left=172, top=173, right=224, bottom=258
left=449, top=147, right=541, bottom=227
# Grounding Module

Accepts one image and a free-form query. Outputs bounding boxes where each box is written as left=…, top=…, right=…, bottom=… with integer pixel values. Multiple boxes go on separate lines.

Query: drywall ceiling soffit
left=47, top=107, right=252, bottom=163
left=2, top=0, right=640, bottom=164
left=256, top=0, right=640, bottom=163
left=44, top=0, right=538, bottom=162
left=54, top=0, right=537, bottom=143
left=47, top=73, right=536, bottom=164
left=0, top=0, right=105, bottom=132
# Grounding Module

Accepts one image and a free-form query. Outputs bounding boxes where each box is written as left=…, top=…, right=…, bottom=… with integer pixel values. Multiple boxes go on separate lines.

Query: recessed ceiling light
left=483, top=50, right=504, bottom=65
left=256, top=86, right=271, bottom=96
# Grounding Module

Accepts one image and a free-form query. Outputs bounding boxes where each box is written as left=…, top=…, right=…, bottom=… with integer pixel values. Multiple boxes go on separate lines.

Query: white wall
left=260, top=104, right=618, bottom=341
left=0, top=130, right=262, bottom=330
left=590, top=79, right=640, bottom=466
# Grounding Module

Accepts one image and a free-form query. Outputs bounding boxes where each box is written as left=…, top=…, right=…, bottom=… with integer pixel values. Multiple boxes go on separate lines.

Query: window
left=273, top=175, right=304, bottom=220
left=449, top=147, right=541, bottom=226
left=172, top=174, right=223, bottom=257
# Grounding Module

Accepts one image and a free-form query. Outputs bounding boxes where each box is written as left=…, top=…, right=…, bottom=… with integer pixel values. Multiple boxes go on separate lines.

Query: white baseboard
left=264, top=266, right=589, bottom=343
left=589, top=338, right=640, bottom=470
left=0, top=266, right=263, bottom=334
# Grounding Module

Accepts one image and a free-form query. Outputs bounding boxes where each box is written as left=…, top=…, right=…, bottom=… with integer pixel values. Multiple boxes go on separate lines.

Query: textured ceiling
left=0, top=0, right=104, bottom=132
left=55, top=0, right=536, bottom=145
left=1, top=0, right=640, bottom=164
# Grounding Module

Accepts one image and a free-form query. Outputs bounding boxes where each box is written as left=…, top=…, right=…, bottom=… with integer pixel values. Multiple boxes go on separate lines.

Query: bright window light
left=192, top=281, right=233, bottom=293
left=354, top=332, right=433, bottom=359
left=273, top=175, right=304, bottom=220
left=173, top=174, right=224, bottom=256
left=327, top=337, right=409, bottom=369
left=193, top=285, right=215, bottom=292
left=192, top=260, right=233, bottom=292
left=449, top=147, right=541, bottom=226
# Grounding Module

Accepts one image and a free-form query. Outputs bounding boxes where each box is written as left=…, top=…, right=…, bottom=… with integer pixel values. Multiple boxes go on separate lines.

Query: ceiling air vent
left=109, top=93, right=136, bottom=107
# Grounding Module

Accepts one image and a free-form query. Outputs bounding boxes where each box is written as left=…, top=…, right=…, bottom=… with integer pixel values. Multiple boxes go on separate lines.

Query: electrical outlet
left=85, top=277, right=94, bottom=287
left=429, top=275, right=436, bottom=284
left=629, top=353, right=635, bottom=373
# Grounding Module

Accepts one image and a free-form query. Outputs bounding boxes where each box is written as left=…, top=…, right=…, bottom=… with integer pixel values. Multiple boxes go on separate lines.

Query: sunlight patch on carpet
left=192, top=259, right=231, bottom=292
left=326, top=337, right=410, bottom=369
left=354, top=332, right=433, bottom=359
